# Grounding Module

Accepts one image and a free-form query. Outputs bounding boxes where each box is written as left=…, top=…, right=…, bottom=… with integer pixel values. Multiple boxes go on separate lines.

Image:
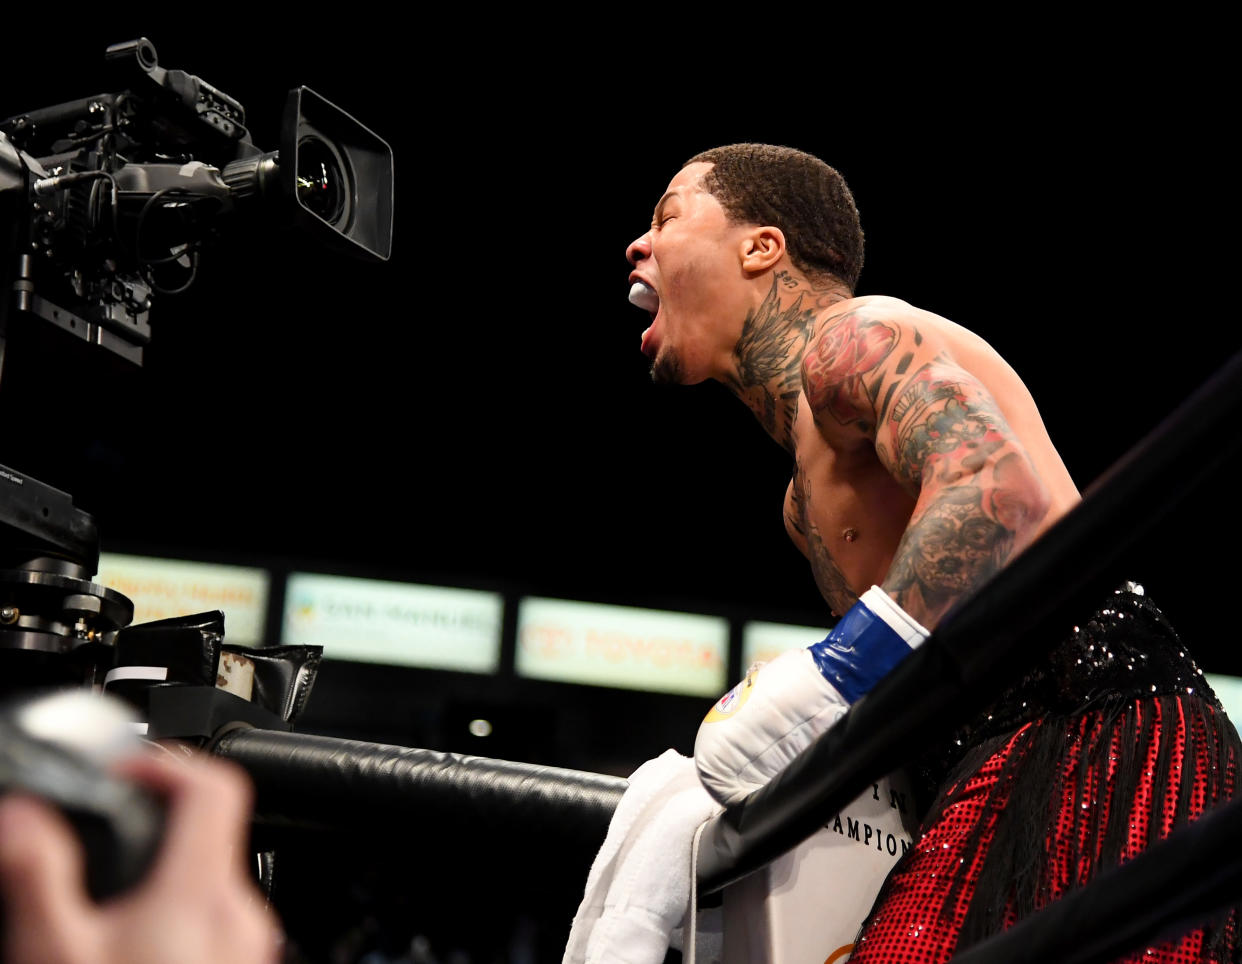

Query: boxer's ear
left=738, top=226, right=785, bottom=273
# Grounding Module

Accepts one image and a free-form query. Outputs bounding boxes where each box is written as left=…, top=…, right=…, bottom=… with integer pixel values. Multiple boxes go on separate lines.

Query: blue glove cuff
left=809, top=587, right=928, bottom=703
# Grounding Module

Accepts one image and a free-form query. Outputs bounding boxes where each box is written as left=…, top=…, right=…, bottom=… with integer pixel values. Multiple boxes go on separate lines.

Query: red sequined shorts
left=846, top=696, right=1239, bottom=963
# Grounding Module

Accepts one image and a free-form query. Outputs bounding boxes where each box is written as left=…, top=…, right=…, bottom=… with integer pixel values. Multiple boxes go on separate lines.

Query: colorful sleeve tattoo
left=802, top=309, right=1049, bottom=624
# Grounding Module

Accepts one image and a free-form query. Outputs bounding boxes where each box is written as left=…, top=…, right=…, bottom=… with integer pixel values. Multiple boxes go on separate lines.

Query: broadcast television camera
left=1, top=37, right=380, bottom=903
left=1, top=34, right=394, bottom=657
left=0, top=35, right=394, bottom=369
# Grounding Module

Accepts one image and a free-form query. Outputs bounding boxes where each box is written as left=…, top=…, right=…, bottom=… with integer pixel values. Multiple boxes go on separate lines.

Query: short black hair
left=684, top=143, right=864, bottom=290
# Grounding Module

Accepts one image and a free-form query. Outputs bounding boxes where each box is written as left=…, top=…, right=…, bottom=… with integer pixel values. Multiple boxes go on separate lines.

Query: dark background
left=1, top=21, right=1237, bottom=962
left=2, top=22, right=1236, bottom=658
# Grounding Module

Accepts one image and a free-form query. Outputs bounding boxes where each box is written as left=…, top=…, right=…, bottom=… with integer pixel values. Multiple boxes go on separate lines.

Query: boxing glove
left=695, top=586, right=929, bottom=805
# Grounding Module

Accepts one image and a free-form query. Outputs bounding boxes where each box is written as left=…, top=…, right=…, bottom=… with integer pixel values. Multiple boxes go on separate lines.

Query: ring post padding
left=696, top=347, right=1242, bottom=898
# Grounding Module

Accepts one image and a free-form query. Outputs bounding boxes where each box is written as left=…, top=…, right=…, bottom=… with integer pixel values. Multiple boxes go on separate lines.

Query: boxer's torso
left=781, top=295, right=1081, bottom=618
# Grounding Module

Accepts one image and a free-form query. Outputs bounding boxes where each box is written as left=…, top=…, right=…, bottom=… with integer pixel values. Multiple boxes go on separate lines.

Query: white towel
left=563, top=749, right=724, bottom=964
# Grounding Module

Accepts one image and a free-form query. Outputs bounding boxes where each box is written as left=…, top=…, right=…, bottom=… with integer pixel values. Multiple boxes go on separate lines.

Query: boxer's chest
left=782, top=406, right=915, bottom=616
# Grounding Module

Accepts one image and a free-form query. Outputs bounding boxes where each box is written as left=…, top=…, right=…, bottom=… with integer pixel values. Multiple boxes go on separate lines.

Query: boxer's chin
left=650, top=349, right=684, bottom=386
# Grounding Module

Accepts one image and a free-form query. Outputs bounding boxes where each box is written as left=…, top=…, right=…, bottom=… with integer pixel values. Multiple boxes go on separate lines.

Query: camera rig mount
left=0, top=37, right=392, bottom=677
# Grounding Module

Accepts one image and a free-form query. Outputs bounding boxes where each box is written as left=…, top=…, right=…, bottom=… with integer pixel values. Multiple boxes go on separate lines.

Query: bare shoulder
left=847, top=295, right=990, bottom=348
left=800, top=294, right=950, bottom=438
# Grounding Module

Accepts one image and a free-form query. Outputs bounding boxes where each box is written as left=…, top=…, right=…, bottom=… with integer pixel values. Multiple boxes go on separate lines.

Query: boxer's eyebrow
left=652, top=191, right=677, bottom=225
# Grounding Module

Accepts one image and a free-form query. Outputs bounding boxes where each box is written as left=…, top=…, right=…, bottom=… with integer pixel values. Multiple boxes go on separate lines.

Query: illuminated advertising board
left=95, top=552, right=270, bottom=645
left=740, top=619, right=828, bottom=672
left=516, top=596, right=728, bottom=697
left=281, top=572, right=502, bottom=672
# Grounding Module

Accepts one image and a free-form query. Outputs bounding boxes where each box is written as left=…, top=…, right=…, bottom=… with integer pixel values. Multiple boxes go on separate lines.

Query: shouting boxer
left=625, top=143, right=1240, bottom=962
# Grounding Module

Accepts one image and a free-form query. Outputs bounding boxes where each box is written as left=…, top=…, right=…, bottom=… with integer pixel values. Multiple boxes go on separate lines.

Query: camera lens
left=295, top=136, right=346, bottom=225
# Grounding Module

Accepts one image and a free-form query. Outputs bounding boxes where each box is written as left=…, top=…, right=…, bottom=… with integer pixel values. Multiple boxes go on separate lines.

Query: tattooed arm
left=802, top=309, right=1051, bottom=628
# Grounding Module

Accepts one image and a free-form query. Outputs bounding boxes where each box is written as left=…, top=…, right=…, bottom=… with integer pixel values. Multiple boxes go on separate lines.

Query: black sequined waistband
left=916, top=583, right=1220, bottom=803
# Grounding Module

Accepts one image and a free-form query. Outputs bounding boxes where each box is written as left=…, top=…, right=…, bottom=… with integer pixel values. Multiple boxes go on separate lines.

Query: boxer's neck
left=721, top=271, right=851, bottom=453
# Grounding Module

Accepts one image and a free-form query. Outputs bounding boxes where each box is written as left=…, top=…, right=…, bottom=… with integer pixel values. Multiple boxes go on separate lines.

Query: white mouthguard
left=628, top=281, right=659, bottom=313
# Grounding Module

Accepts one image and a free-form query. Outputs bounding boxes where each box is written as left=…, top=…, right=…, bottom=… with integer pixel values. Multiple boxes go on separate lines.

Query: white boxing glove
left=695, top=648, right=850, bottom=806
left=694, top=586, right=929, bottom=806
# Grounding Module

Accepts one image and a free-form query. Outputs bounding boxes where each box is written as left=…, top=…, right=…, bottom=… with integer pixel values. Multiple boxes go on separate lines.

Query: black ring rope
left=211, top=727, right=626, bottom=849
left=208, top=348, right=1242, bottom=959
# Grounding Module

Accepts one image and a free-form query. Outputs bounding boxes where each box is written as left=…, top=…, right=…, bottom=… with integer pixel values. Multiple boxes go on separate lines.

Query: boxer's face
left=626, top=162, right=752, bottom=385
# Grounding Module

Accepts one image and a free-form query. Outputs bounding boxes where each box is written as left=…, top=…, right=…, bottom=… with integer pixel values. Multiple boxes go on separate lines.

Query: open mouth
left=629, top=281, right=660, bottom=358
